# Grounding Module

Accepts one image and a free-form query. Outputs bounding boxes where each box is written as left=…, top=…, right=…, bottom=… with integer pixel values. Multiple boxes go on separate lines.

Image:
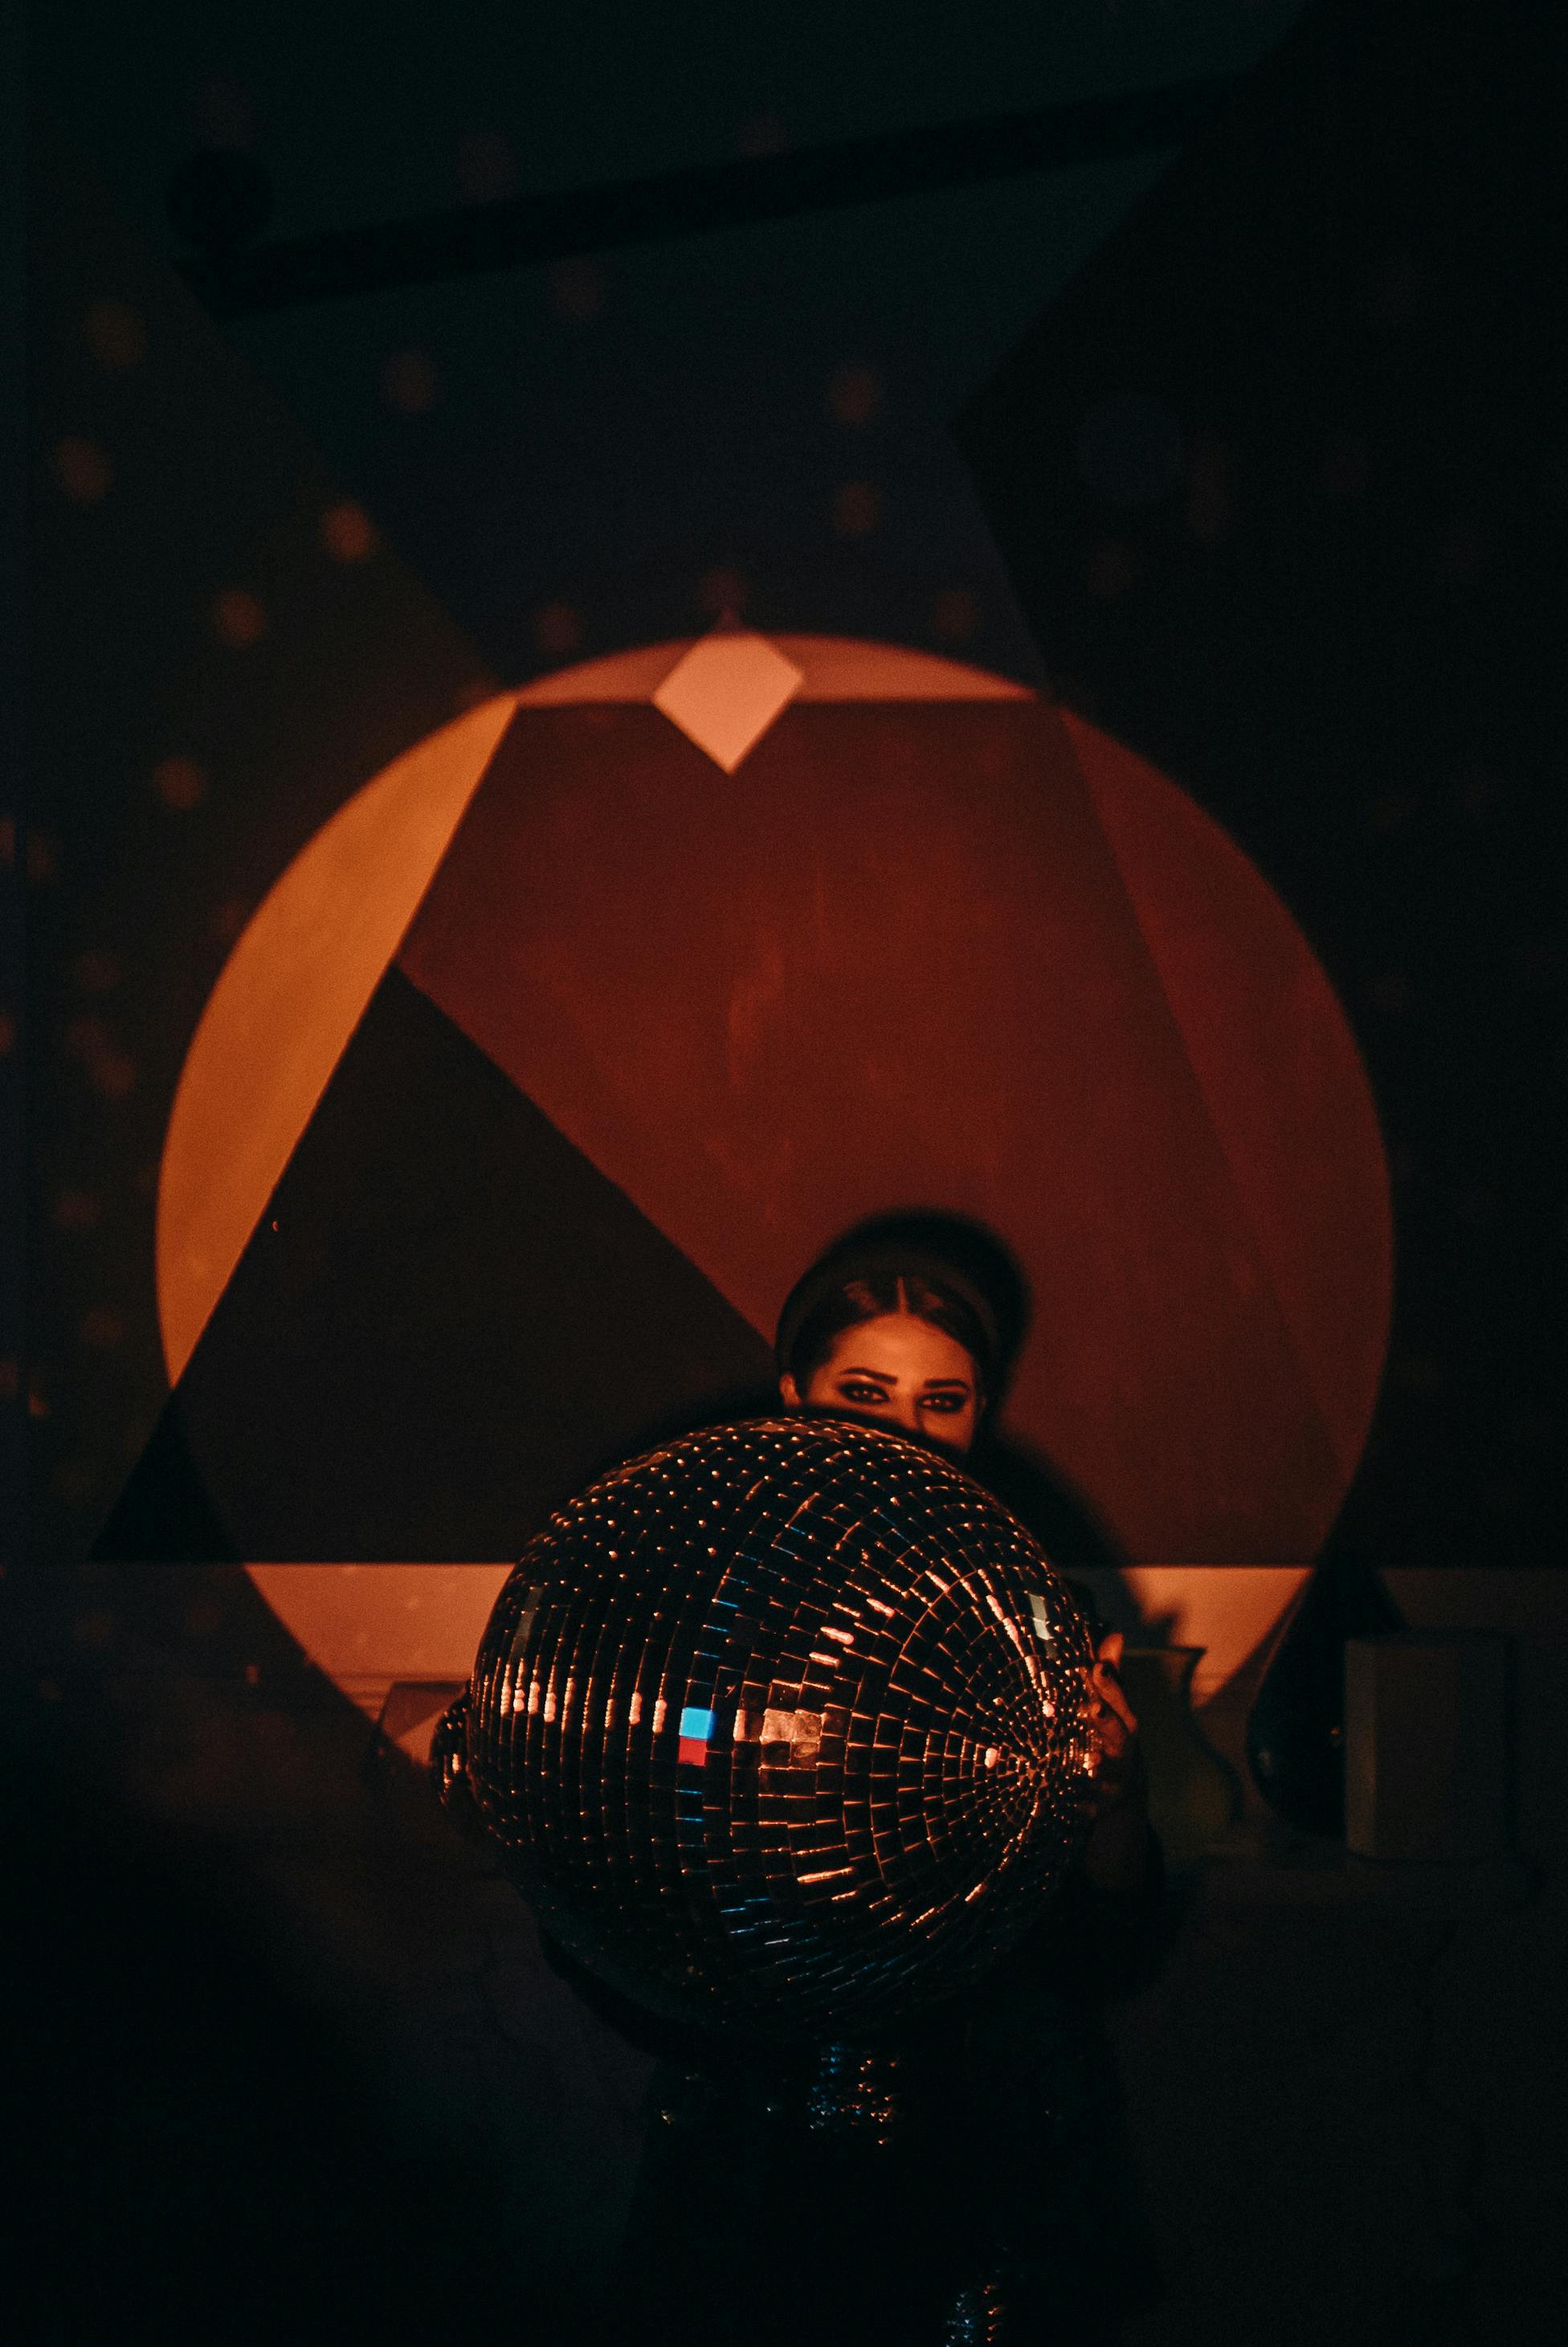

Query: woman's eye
left=920, top=1394, right=964, bottom=1414
left=839, top=1382, right=891, bottom=1405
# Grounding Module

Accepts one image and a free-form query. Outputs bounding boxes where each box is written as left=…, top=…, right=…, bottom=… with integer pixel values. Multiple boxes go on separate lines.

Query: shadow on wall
left=4, top=1562, right=653, bottom=2346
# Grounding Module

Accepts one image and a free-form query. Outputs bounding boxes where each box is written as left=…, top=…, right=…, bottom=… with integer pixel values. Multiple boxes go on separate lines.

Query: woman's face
left=779, top=1312, right=982, bottom=1456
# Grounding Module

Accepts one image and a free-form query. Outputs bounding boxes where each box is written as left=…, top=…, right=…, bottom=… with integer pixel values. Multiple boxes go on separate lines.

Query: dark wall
left=959, top=0, right=1566, bottom=1565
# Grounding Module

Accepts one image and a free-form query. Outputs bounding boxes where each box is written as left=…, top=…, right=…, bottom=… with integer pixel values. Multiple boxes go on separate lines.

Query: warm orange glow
left=247, top=1564, right=510, bottom=1709
left=1118, top=1568, right=1311, bottom=1701
left=512, top=635, right=1031, bottom=708
left=158, top=636, right=1386, bottom=1706
left=155, top=694, right=517, bottom=1383
left=155, top=642, right=1035, bottom=1396
left=153, top=756, right=207, bottom=810
left=83, top=298, right=147, bottom=372
left=55, top=438, right=111, bottom=504
left=395, top=654, right=1388, bottom=1563
left=1065, top=709, right=1392, bottom=1492
left=212, top=590, right=268, bottom=647
left=320, top=502, right=378, bottom=562
left=651, top=633, right=804, bottom=772
left=249, top=1565, right=1321, bottom=1725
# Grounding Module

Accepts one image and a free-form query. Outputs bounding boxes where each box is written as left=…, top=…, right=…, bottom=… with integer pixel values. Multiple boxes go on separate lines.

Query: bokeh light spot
left=90, top=1050, right=139, bottom=1100
left=73, top=949, right=123, bottom=994
left=321, top=500, right=378, bottom=562
left=52, top=1190, right=104, bottom=1232
left=0, top=1011, right=14, bottom=1059
left=381, top=350, right=439, bottom=415
left=212, top=590, right=267, bottom=647
left=699, top=567, right=749, bottom=619
left=533, top=602, right=584, bottom=657
left=63, top=1016, right=109, bottom=1065
left=831, top=481, right=880, bottom=538
left=55, top=438, right=111, bottom=504
left=154, top=756, right=207, bottom=810
left=52, top=1462, right=100, bottom=1509
left=26, top=831, right=59, bottom=884
left=0, top=815, right=13, bottom=869
left=209, top=896, right=252, bottom=945
left=828, top=363, right=882, bottom=426
left=931, top=590, right=978, bottom=642
left=84, top=299, right=148, bottom=372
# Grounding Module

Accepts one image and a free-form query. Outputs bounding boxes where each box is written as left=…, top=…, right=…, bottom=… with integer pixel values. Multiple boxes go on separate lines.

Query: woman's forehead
left=822, top=1311, right=977, bottom=1378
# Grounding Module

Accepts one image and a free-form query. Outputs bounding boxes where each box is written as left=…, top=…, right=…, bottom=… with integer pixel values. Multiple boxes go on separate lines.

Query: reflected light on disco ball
left=452, top=1415, right=1098, bottom=2042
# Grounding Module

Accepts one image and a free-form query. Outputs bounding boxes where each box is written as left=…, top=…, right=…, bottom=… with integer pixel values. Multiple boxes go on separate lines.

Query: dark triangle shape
left=92, top=1402, right=243, bottom=1562
left=957, top=0, right=1564, bottom=1565
left=97, top=969, right=777, bottom=1561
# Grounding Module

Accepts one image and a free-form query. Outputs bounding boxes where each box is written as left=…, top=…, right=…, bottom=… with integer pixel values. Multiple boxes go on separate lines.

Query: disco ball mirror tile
left=463, top=1415, right=1099, bottom=2039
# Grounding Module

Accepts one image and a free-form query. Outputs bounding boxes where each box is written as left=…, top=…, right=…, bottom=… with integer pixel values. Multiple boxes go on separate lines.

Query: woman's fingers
left=1087, top=1632, right=1137, bottom=1733
left=1092, top=1667, right=1138, bottom=1737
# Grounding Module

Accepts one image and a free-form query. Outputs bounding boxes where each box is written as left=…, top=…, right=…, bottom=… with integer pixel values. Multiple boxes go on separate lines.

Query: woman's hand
left=1084, top=1631, right=1142, bottom=1814
left=1080, top=1631, right=1154, bottom=1890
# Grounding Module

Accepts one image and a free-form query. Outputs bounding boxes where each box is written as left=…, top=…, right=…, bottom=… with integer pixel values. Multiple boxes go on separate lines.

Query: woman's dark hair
left=774, top=1245, right=1003, bottom=1402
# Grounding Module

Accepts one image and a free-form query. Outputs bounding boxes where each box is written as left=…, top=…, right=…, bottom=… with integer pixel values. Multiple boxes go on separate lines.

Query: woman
left=605, top=1231, right=1168, bottom=2347
left=774, top=1235, right=1154, bottom=1900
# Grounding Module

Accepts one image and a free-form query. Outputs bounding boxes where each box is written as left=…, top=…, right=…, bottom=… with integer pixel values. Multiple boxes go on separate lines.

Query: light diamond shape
left=651, top=631, right=804, bottom=773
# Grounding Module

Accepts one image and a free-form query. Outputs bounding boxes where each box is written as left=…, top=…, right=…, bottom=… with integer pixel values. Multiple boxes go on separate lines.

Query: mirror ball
left=453, top=1415, right=1100, bottom=2040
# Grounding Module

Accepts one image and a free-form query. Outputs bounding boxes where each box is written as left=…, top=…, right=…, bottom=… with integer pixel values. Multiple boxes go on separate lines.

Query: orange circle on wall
left=153, top=636, right=1389, bottom=1685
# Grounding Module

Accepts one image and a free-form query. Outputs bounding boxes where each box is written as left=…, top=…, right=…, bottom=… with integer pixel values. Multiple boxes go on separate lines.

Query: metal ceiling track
left=182, top=74, right=1243, bottom=320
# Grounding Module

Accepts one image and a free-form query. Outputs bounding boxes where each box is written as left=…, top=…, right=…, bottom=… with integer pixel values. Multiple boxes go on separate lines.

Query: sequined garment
left=460, top=1414, right=1098, bottom=2041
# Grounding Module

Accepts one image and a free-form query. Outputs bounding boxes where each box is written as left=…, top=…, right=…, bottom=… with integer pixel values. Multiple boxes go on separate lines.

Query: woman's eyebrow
left=833, top=1369, right=972, bottom=1394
